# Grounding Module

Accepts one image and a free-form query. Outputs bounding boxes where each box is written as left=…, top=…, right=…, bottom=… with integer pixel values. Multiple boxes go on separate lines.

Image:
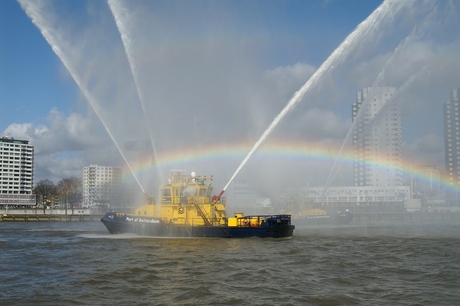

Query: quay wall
left=353, top=211, right=460, bottom=221
left=1, top=208, right=100, bottom=222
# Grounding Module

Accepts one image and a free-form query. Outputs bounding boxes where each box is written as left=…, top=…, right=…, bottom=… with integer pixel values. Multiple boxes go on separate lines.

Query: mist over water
left=108, top=0, right=163, bottom=185
left=18, top=0, right=150, bottom=194
left=17, top=0, right=460, bottom=202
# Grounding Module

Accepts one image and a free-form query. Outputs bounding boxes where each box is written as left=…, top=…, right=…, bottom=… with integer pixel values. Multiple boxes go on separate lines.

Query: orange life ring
left=243, top=219, right=249, bottom=226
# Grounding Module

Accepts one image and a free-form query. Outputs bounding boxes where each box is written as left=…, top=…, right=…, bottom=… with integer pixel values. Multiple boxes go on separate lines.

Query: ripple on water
left=1, top=221, right=460, bottom=305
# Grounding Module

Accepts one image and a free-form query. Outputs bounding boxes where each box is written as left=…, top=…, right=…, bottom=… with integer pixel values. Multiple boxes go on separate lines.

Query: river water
left=1, top=219, right=459, bottom=305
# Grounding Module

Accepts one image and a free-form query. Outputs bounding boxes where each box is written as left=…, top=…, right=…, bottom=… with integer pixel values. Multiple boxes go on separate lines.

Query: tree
left=33, top=179, right=57, bottom=207
left=57, top=177, right=82, bottom=211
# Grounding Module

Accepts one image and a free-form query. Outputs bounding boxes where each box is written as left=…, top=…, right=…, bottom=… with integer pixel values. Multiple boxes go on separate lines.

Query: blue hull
left=101, top=212, right=294, bottom=238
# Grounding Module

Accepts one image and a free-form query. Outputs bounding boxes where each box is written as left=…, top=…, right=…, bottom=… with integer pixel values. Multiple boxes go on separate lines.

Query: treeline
left=33, top=177, right=82, bottom=208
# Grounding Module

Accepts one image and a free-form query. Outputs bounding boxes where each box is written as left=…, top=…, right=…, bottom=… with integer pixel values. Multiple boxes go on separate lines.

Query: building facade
left=281, top=185, right=410, bottom=213
left=0, top=136, right=35, bottom=207
left=444, top=88, right=460, bottom=188
left=412, top=165, right=446, bottom=207
left=352, top=87, right=402, bottom=187
left=82, top=164, right=122, bottom=208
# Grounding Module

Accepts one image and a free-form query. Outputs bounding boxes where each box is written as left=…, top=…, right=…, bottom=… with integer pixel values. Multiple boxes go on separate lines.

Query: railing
left=192, top=197, right=212, bottom=225
left=237, top=215, right=292, bottom=227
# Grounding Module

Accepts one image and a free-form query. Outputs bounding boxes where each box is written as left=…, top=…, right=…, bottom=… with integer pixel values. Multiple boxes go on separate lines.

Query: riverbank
left=2, top=210, right=460, bottom=223
left=353, top=211, right=460, bottom=221
left=1, top=214, right=100, bottom=222
left=0, top=208, right=101, bottom=222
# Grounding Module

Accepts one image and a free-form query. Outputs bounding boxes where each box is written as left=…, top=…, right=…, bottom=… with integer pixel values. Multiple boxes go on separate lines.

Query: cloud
left=264, top=62, right=317, bottom=96
left=2, top=108, right=114, bottom=183
left=4, top=108, right=108, bottom=154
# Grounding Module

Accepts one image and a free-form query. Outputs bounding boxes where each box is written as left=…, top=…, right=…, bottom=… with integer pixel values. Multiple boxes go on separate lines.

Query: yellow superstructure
left=134, top=171, right=227, bottom=226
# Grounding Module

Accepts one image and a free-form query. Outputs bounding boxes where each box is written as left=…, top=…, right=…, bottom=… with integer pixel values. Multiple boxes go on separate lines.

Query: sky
left=1, top=0, right=460, bottom=202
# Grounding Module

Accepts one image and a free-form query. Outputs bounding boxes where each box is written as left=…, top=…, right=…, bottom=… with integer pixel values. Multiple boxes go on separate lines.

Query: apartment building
left=352, top=87, right=402, bottom=187
left=0, top=136, right=35, bottom=207
left=82, top=164, right=122, bottom=208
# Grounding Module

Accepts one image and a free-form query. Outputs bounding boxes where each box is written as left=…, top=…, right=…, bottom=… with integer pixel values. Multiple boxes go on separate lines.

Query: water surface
left=1, top=220, right=459, bottom=305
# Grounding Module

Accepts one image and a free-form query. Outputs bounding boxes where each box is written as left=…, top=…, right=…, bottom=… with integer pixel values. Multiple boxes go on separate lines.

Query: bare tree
left=57, top=177, right=82, bottom=212
left=33, top=179, right=57, bottom=208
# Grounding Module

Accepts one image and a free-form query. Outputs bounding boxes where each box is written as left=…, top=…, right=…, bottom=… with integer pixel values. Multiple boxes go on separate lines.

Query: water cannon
left=212, top=189, right=225, bottom=203
left=144, top=193, right=154, bottom=204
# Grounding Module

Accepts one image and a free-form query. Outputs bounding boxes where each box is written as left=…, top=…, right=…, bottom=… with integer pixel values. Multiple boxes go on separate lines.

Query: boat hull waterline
left=101, top=212, right=295, bottom=238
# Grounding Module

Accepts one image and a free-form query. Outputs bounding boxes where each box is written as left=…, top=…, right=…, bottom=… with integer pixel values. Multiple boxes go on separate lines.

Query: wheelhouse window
left=162, top=188, right=171, bottom=202
left=199, top=188, right=208, bottom=197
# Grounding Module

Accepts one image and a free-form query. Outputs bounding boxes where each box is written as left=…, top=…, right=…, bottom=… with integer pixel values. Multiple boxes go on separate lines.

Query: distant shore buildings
left=283, top=86, right=460, bottom=213
left=283, top=86, right=410, bottom=213
left=82, top=164, right=122, bottom=208
left=0, top=136, right=35, bottom=207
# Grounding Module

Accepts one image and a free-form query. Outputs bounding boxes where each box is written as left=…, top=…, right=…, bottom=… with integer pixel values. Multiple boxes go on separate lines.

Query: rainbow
left=121, top=138, right=458, bottom=195
left=123, top=139, right=340, bottom=180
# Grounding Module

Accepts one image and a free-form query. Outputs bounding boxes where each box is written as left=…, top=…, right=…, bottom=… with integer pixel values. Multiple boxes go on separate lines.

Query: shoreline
left=1, top=213, right=100, bottom=222
left=352, top=211, right=460, bottom=221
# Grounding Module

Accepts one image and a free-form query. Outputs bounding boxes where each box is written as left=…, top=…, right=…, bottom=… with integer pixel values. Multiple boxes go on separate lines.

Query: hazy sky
left=1, top=0, right=460, bottom=200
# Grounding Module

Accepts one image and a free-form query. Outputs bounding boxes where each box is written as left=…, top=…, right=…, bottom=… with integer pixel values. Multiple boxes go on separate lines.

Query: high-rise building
left=411, top=165, right=444, bottom=206
left=443, top=87, right=460, bottom=188
left=352, top=87, right=402, bottom=187
left=82, top=164, right=122, bottom=208
left=0, top=136, right=35, bottom=207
